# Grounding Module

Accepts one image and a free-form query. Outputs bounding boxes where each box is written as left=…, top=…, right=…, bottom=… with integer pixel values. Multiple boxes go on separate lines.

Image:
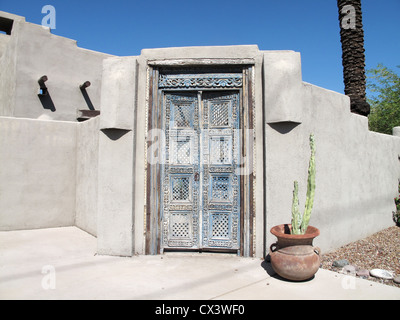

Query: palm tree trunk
left=337, top=0, right=370, bottom=116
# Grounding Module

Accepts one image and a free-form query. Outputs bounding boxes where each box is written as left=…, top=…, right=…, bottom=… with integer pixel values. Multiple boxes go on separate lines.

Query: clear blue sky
left=1, top=0, right=399, bottom=95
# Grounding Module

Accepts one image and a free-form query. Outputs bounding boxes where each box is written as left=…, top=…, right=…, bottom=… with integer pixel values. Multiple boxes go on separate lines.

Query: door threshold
left=162, top=248, right=239, bottom=255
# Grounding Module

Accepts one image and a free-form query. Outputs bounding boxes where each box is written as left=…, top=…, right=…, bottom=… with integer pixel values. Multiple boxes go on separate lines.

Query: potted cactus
left=269, top=134, right=321, bottom=281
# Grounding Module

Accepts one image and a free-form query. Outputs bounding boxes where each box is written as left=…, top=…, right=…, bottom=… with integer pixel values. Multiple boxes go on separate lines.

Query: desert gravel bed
left=320, top=226, right=400, bottom=288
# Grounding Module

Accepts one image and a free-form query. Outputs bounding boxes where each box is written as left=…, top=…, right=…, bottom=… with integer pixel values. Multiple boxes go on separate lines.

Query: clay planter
left=269, top=224, right=321, bottom=281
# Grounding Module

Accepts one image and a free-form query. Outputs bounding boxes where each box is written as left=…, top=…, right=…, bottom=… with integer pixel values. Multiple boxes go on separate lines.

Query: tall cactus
left=291, top=134, right=316, bottom=235
left=291, top=181, right=301, bottom=234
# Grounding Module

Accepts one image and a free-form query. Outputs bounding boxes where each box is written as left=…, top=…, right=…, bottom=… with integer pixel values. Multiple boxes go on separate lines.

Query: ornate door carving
left=201, top=92, right=240, bottom=250
left=162, top=92, right=200, bottom=248
left=161, top=87, right=241, bottom=251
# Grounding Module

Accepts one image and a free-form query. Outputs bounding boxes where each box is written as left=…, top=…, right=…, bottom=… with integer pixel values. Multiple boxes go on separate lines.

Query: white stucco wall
left=97, top=129, right=135, bottom=256
left=0, top=12, right=22, bottom=117
left=0, top=117, right=77, bottom=230
left=75, top=117, right=100, bottom=236
left=96, top=56, right=138, bottom=256
left=264, top=72, right=400, bottom=254
left=0, top=11, right=107, bottom=234
left=0, top=116, right=101, bottom=233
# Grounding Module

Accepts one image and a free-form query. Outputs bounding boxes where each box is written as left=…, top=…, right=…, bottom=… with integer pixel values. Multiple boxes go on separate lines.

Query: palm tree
left=337, top=0, right=370, bottom=116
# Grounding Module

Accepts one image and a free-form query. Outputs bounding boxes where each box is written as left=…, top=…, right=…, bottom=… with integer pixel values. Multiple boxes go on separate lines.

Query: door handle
left=194, top=172, right=199, bottom=181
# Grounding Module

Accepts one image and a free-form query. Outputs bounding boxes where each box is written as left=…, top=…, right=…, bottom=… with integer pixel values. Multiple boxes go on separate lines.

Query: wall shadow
left=268, top=121, right=300, bottom=134
left=101, top=128, right=131, bottom=141
left=261, top=259, right=276, bottom=277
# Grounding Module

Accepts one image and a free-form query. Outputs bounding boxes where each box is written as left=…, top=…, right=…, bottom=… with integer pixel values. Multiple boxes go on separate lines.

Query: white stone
left=370, top=269, right=394, bottom=280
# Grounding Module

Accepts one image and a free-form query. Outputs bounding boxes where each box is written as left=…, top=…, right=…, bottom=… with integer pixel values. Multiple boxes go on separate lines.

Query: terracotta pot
left=269, top=224, right=321, bottom=281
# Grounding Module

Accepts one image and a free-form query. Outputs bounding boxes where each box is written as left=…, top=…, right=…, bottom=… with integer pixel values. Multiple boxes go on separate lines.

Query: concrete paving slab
left=0, top=226, right=399, bottom=300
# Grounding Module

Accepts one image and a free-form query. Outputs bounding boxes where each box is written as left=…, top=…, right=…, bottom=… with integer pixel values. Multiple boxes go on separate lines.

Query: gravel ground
left=320, top=226, right=400, bottom=288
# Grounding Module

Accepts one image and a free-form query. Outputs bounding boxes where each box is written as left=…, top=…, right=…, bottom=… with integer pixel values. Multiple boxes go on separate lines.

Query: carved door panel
left=161, top=91, right=240, bottom=251
left=201, top=92, right=240, bottom=250
left=162, top=92, right=200, bottom=249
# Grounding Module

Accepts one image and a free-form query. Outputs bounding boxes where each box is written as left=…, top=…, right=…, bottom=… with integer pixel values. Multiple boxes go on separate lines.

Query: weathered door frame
left=145, top=59, right=255, bottom=256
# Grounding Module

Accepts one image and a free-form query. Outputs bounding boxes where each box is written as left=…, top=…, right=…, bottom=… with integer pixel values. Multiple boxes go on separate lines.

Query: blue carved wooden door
left=161, top=90, right=240, bottom=251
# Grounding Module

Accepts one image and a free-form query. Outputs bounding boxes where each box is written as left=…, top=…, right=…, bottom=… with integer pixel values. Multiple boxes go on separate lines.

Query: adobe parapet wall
left=0, top=11, right=113, bottom=122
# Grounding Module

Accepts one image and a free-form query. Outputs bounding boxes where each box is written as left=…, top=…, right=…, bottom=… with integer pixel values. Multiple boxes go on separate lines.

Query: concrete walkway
left=1, top=226, right=399, bottom=300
